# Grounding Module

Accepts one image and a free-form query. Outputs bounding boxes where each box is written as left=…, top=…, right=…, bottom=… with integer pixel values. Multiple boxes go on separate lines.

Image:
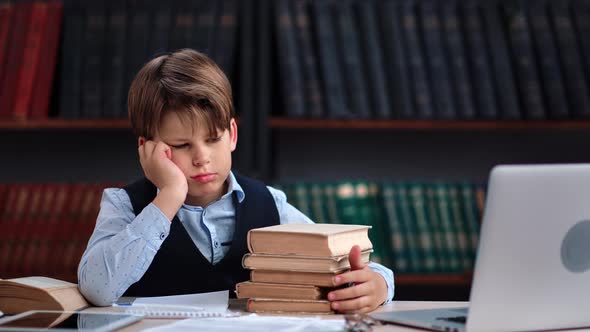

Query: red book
left=30, top=1, right=63, bottom=119
left=0, top=2, right=33, bottom=118
left=24, top=184, right=57, bottom=276
left=0, top=2, right=14, bottom=91
left=40, top=183, right=68, bottom=279
left=56, top=183, right=85, bottom=281
left=13, top=2, right=49, bottom=119
left=10, top=183, right=43, bottom=277
left=0, top=184, right=19, bottom=276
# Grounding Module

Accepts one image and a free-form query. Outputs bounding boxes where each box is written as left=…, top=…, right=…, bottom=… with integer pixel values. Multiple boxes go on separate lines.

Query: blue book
left=528, top=1, right=569, bottom=119
left=420, top=0, right=456, bottom=120
left=550, top=1, right=590, bottom=118
left=503, top=0, right=547, bottom=120
left=311, top=0, right=350, bottom=119
left=462, top=1, right=498, bottom=120
left=103, top=0, right=128, bottom=119
left=481, top=0, right=522, bottom=120
left=81, top=1, right=106, bottom=118
left=401, top=0, right=435, bottom=120
left=334, top=0, right=369, bottom=119
left=275, top=0, right=306, bottom=118
left=293, top=0, right=324, bottom=118
left=378, top=0, right=414, bottom=119
left=59, top=0, right=85, bottom=119
left=356, top=0, right=391, bottom=119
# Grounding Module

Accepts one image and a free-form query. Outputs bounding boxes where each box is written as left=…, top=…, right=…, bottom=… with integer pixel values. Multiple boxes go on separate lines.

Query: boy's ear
left=138, top=137, right=145, bottom=147
left=229, top=118, right=238, bottom=151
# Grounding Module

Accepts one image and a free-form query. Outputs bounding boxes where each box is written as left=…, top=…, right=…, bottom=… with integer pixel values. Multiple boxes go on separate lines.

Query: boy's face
left=155, top=111, right=237, bottom=207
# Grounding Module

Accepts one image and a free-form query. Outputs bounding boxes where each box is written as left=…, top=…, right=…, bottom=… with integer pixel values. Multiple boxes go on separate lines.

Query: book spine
left=59, top=0, right=84, bottom=119
left=13, top=2, right=48, bottom=119
left=124, top=0, right=150, bottom=102
left=462, top=1, right=498, bottom=120
left=572, top=0, right=590, bottom=101
left=425, top=184, right=448, bottom=273
left=102, top=0, right=128, bottom=119
left=256, top=0, right=272, bottom=180
left=148, top=0, right=171, bottom=56
left=212, top=0, right=238, bottom=83
left=503, top=0, right=547, bottom=120
left=448, top=184, right=471, bottom=271
left=420, top=0, right=456, bottom=120
left=0, top=2, right=32, bottom=118
left=275, top=0, right=306, bottom=118
left=334, top=0, right=369, bottom=119
left=293, top=0, right=324, bottom=118
left=459, top=182, right=481, bottom=267
left=396, top=183, right=422, bottom=273
left=528, top=1, right=570, bottom=119
left=434, top=183, right=461, bottom=272
left=381, top=182, right=409, bottom=273
left=482, top=1, right=522, bottom=120
left=441, top=0, right=477, bottom=120
left=356, top=0, right=391, bottom=120
left=378, top=0, right=414, bottom=119
left=401, top=0, right=435, bottom=120
left=194, top=0, right=217, bottom=54
left=311, top=0, right=350, bottom=119
left=550, top=1, right=590, bottom=118
left=30, top=1, right=63, bottom=119
left=235, top=0, right=255, bottom=176
left=409, top=183, right=437, bottom=273
left=81, top=2, right=106, bottom=119
left=170, top=0, right=194, bottom=52
left=0, top=2, right=14, bottom=99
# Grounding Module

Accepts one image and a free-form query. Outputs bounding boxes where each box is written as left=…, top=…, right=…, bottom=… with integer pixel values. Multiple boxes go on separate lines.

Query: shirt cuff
left=368, top=262, right=395, bottom=304
left=128, top=203, right=172, bottom=249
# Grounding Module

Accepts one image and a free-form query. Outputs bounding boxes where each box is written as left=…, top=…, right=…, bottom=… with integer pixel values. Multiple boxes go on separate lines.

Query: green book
left=434, top=183, right=461, bottom=272
left=308, top=182, right=328, bottom=224
left=293, top=181, right=313, bottom=218
left=425, top=184, right=448, bottom=273
left=459, top=182, right=481, bottom=266
left=408, top=183, right=437, bottom=273
left=323, top=182, right=341, bottom=224
left=448, top=184, right=471, bottom=271
left=381, top=182, right=409, bottom=272
left=396, top=183, right=422, bottom=273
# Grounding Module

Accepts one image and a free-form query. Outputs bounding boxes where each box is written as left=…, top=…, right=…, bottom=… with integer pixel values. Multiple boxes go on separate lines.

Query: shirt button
left=159, top=232, right=166, bottom=240
left=214, top=241, right=219, bottom=248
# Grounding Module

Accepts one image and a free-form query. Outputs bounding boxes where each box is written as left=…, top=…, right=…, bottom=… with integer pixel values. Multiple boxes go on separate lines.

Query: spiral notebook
left=114, top=290, right=230, bottom=319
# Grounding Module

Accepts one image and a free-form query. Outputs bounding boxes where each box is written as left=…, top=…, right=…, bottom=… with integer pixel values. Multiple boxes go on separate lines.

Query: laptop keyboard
left=436, top=316, right=467, bottom=324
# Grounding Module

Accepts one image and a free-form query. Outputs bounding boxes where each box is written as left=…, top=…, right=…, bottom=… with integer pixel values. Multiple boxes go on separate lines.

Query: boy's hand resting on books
left=138, top=138, right=188, bottom=219
left=328, top=245, right=388, bottom=314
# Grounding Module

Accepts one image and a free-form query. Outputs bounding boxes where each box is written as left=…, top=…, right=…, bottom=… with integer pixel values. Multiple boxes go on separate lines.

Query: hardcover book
left=247, top=224, right=373, bottom=257
left=0, top=276, right=88, bottom=315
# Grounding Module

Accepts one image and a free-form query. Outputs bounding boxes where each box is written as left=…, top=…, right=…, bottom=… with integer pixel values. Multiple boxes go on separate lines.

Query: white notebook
left=115, top=290, right=230, bottom=319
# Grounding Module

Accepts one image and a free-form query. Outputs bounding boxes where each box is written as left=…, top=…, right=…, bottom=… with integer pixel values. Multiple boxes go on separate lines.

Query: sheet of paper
left=142, top=314, right=346, bottom=332
left=117, top=290, right=229, bottom=313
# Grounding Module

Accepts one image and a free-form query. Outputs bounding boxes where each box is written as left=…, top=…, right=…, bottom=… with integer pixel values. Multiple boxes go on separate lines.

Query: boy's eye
left=170, top=143, right=189, bottom=149
left=207, top=136, right=222, bottom=143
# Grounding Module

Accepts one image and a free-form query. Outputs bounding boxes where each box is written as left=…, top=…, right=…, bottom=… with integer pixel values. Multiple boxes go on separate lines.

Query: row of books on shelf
left=275, top=180, right=486, bottom=274
left=277, top=0, right=590, bottom=120
left=4, top=0, right=590, bottom=122
left=0, top=0, right=240, bottom=120
left=0, top=182, right=117, bottom=281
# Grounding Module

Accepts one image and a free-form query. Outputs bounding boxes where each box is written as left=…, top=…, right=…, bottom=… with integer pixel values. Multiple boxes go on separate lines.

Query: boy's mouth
left=191, top=173, right=217, bottom=183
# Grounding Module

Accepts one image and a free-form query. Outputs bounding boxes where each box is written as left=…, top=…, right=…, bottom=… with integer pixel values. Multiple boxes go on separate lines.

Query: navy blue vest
left=122, top=174, right=279, bottom=297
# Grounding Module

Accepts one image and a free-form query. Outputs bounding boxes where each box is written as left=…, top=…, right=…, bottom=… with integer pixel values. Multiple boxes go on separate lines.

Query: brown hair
left=127, top=49, right=234, bottom=139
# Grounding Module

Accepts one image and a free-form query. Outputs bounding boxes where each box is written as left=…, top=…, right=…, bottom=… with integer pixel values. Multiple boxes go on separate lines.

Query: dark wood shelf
left=269, top=118, right=590, bottom=130
left=0, top=119, right=130, bottom=129
left=395, top=273, right=473, bottom=286
left=4, top=118, right=590, bottom=130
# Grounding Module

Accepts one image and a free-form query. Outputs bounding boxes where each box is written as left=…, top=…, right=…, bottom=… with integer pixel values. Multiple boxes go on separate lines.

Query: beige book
left=242, top=249, right=372, bottom=273
left=236, top=281, right=332, bottom=300
left=246, top=298, right=333, bottom=313
left=247, top=224, right=373, bottom=257
left=250, top=270, right=343, bottom=287
left=0, top=276, right=88, bottom=315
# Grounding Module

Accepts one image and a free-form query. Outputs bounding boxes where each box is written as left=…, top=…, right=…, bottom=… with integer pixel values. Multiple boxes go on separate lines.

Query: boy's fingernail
left=328, top=293, right=335, bottom=300
left=332, top=302, right=339, bottom=309
left=334, top=276, right=341, bottom=283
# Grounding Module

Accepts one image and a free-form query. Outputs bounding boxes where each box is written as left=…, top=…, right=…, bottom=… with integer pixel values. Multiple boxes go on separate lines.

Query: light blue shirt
left=78, top=172, right=395, bottom=306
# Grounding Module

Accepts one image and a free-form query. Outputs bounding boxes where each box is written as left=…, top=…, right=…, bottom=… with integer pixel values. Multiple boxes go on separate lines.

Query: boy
left=78, top=49, right=394, bottom=313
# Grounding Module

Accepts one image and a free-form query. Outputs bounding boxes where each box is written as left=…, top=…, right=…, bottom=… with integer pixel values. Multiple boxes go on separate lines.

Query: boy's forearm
left=153, top=187, right=185, bottom=220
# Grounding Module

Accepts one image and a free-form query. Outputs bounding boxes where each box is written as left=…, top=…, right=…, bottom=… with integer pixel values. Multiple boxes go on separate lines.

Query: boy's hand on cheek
left=138, top=139, right=187, bottom=200
left=328, top=245, right=388, bottom=314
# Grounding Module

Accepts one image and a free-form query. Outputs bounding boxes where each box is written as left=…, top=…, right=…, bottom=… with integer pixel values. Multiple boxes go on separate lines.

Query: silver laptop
left=371, top=164, right=590, bottom=332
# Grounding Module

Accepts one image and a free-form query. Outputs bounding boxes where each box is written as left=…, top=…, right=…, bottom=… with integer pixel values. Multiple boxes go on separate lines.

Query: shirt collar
left=226, top=171, right=245, bottom=203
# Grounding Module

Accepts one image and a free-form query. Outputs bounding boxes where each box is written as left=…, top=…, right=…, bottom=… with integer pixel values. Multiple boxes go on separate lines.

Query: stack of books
left=236, top=224, right=373, bottom=313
